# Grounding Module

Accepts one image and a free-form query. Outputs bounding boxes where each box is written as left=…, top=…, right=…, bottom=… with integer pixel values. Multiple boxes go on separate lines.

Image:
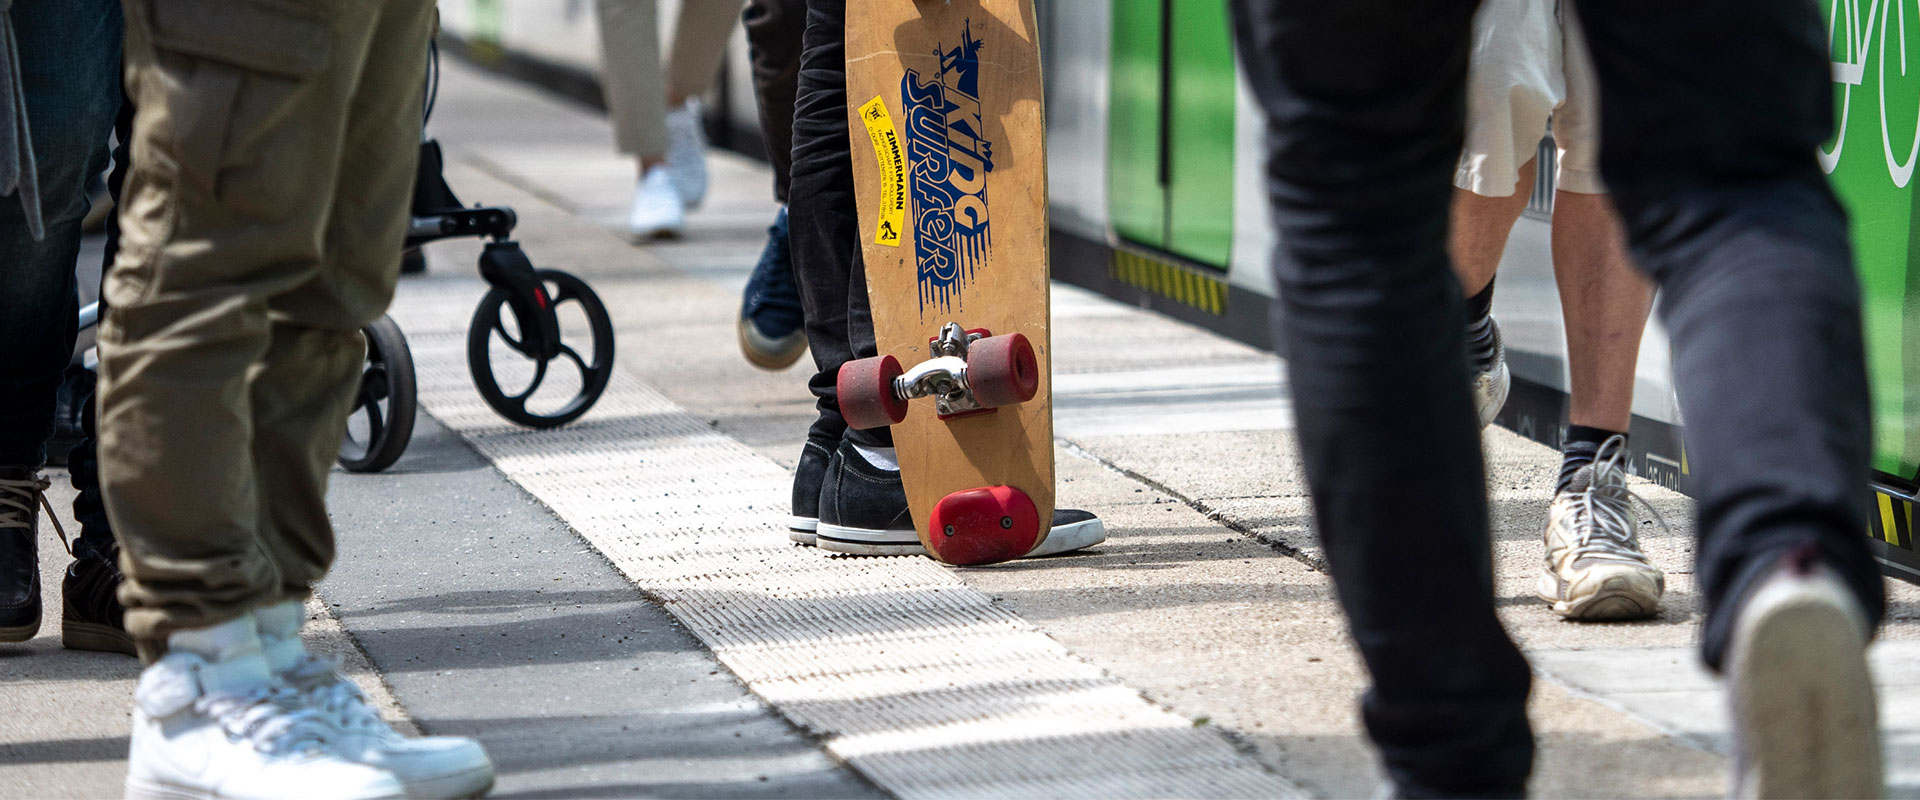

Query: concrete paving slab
left=322, top=414, right=881, bottom=799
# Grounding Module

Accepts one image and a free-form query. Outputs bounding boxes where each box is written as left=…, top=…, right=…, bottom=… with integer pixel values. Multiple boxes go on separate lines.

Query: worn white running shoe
left=1536, top=436, right=1665, bottom=620
left=627, top=168, right=686, bottom=241
left=1728, top=553, right=1881, bottom=799
left=1471, top=318, right=1510, bottom=429
left=663, top=98, right=709, bottom=209
left=126, top=652, right=405, bottom=800
left=255, top=602, right=494, bottom=800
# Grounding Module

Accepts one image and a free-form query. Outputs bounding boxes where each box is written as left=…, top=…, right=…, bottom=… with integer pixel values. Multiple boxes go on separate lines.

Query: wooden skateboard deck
left=843, top=0, right=1052, bottom=565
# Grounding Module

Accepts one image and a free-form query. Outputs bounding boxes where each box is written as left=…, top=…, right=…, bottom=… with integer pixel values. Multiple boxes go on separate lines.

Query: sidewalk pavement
left=4, top=56, right=1919, bottom=799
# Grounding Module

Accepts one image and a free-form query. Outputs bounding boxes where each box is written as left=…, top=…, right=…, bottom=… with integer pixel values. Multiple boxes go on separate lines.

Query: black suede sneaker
left=62, top=539, right=133, bottom=656
left=789, top=440, right=831, bottom=545
left=814, top=441, right=1110, bottom=558
left=0, top=466, right=46, bottom=642
left=815, top=440, right=920, bottom=555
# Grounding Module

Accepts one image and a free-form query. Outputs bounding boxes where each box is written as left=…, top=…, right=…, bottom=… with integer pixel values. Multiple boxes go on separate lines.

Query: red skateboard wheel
left=927, top=486, right=1041, bottom=566
left=966, top=333, right=1038, bottom=409
left=838, top=355, right=908, bottom=430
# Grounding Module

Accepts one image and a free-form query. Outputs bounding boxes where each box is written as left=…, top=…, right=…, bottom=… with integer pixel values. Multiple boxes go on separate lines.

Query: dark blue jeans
left=1229, top=0, right=1883, bottom=796
left=0, top=0, right=122, bottom=468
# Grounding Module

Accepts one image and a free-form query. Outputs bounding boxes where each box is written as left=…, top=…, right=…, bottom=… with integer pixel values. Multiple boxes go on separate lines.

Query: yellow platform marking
left=1110, top=249, right=1227, bottom=315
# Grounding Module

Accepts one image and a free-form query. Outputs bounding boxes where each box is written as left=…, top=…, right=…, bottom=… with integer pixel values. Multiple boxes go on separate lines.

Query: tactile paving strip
left=389, top=278, right=1301, bottom=799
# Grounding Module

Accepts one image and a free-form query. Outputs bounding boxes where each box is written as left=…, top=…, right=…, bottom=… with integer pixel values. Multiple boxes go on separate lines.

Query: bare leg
left=1447, top=159, right=1535, bottom=294
left=1549, top=190, right=1653, bottom=433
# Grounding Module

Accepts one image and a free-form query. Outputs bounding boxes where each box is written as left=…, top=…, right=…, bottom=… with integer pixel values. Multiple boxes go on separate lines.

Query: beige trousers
left=596, top=0, right=741, bottom=158
left=102, top=0, right=433, bottom=661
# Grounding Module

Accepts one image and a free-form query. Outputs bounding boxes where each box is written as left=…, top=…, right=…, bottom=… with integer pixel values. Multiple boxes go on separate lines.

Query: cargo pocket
left=144, top=0, right=331, bottom=202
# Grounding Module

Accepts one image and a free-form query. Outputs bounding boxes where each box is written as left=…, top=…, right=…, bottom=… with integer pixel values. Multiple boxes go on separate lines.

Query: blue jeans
left=0, top=0, right=123, bottom=467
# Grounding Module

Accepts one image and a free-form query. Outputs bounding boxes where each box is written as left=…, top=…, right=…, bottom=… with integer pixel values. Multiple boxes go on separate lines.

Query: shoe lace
left=1563, top=435, right=1668, bottom=564
left=0, top=473, right=68, bottom=552
left=195, top=684, right=336, bottom=756
left=285, top=654, right=389, bottom=736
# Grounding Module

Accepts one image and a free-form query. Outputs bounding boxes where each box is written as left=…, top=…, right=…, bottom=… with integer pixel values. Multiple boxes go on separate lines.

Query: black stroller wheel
left=467, top=269, right=615, bottom=428
left=338, top=315, right=418, bottom=473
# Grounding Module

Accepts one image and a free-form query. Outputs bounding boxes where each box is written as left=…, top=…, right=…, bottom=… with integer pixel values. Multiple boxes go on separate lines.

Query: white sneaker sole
left=815, top=523, right=925, bottom=556
left=125, top=776, right=407, bottom=800
left=1027, top=517, right=1107, bottom=557
left=1728, top=569, right=1881, bottom=799
left=789, top=515, right=818, bottom=546
left=1534, top=569, right=1662, bottom=621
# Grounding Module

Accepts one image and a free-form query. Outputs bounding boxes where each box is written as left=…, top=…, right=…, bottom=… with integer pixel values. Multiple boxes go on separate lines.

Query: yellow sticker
left=859, top=96, right=906, bottom=247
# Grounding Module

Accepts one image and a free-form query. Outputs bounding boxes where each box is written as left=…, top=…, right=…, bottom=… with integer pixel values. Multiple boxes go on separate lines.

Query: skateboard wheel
left=838, top=355, right=908, bottom=430
left=966, top=333, right=1039, bottom=408
left=928, top=486, right=1042, bottom=566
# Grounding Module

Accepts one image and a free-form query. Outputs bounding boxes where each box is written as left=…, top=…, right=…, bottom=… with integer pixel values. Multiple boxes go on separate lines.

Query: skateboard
left=839, top=0, right=1053, bottom=566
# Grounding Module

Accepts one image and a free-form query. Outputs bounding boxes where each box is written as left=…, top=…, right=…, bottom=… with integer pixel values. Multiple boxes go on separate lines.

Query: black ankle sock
left=1465, top=281, right=1495, bottom=322
left=1463, top=282, right=1498, bottom=371
left=1558, top=424, right=1625, bottom=493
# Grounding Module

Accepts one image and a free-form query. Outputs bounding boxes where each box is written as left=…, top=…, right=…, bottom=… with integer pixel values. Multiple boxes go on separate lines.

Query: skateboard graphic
left=840, top=0, right=1053, bottom=566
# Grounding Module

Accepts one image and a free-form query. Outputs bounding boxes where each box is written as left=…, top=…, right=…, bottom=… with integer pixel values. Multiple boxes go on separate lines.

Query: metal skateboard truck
left=838, top=322, right=1040, bottom=430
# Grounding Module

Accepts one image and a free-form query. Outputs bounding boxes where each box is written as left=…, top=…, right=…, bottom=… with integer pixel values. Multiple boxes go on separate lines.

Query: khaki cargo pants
left=100, top=0, right=433, bottom=661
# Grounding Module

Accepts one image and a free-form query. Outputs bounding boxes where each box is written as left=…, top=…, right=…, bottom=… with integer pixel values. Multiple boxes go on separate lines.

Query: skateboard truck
left=837, top=322, right=1040, bottom=430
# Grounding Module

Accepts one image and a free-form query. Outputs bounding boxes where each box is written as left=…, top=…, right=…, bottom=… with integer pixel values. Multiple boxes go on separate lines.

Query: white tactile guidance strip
left=389, top=278, right=1302, bottom=799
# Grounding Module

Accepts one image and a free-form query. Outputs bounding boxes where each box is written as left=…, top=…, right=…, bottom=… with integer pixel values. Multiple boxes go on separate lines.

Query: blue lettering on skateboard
left=901, top=19, right=994, bottom=315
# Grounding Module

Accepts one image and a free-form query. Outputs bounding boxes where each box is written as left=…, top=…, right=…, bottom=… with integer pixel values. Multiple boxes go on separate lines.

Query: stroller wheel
left=467, top=269, right=615, bottom=428
left=338, top=315, right=418, bottom=473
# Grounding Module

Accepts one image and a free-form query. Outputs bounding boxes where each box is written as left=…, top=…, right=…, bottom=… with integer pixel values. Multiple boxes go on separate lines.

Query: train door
left=1107, top=0, right=1237, bottom=269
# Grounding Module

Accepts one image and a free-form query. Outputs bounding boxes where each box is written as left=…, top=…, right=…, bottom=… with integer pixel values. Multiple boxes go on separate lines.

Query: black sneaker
left=789, top=440, right=831, bottom=545
left=738, top=208, right=808, bottom=371
left=814, top=440, right=1109, bottom=558
left=62, top=539, right=133, bottom=656
left=0, top=466, right=46, bottom=642
left=815, top=440, right=920, bottom=555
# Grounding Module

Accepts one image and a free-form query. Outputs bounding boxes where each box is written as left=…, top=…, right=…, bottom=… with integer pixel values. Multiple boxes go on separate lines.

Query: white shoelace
left=196, top=685, right=336, bottom=757
left=1563, top=435, right=1667, bottom=564
left=285, top=655, right=392, bottom=739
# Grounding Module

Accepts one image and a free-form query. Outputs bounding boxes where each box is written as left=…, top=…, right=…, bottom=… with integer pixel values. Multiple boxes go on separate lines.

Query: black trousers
left=789, top=0, right=888, bottom=450
left=1230, top=0, right=1884, bottom=795
left=742, top=0, right=806, bottom=204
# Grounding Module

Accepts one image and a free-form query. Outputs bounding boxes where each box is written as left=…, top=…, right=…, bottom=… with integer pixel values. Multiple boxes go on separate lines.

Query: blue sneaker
left=739, top=208, right=808, bottom=370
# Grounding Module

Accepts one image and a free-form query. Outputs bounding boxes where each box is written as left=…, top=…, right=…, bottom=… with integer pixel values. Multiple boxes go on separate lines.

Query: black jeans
left=1229, top=0, right=1883, bottom=796
left=790, top=0, right=887, bottom=450
left=743, top=0, right=806, bottom=204
left=0, top=3, right=121, bottom=468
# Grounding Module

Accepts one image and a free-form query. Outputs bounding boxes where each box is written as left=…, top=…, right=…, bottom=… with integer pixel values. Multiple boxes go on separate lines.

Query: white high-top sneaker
left=627, top=167, right=686, bottom=241
left=663, top=98, right=709, bottom=209
left=125, top=615, right=405, bottom=800
left=257, top=603, right=495, bottom=800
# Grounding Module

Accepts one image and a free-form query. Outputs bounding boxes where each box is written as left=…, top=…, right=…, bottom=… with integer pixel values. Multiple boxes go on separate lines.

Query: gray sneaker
left=1471, top=318, right=1510, bottom=429
left=1728, top=550, right=1880, bottom=798
left=1536, top=436, right=1665, bottom=620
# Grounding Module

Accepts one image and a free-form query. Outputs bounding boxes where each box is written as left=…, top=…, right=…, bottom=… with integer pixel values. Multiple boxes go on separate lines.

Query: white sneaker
left=255, top=603, right=495, bottom=800
left=663, top=98, right=709, bottom=209
left=1535, top=436, right=1665, bottom=620
left=1471, top=318, right=1510, bottom=429
left=126, top=651, right=405, bottom=800
left=627, top=168, right=686, bottom=241
left=1728, top=553, right=1881, bottom=799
